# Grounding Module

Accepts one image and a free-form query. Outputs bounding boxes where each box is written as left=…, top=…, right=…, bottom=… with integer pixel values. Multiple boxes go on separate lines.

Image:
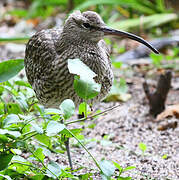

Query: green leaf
left=0, top=152, right=13, bottom=171
left=44, top=108, right=62, bottom=115
left=162, top=154, right=167, bottom=159
left=31, top=122, right=43, bottom=134
left=35, top=134, right=51, bottom=147
left=14, top=80, right=32, bottom=88
left=100, top=160, right=115, bottom=177
left=0, top=59, right=24, bottom=82
left=60, top=99, right=75, bottom=120
left=0, top=174, right=12, bottom=180
left=139, top=142, right=147, bottom=152
left=6, top=103, right=23, bottom=114
left=34, top=148, right=45, bottom=163
left=46, top=121, right=65, bottom=136
left=3, top=114, right=20, bottom=128
left=46, top=161, right=64, bottom=178
left=68, top=58, right=101, bottom=100
left=0, top=134, right=8, bottom=143
left=117, top=177, right=132, bottom=180
left=74, top=76, right=101, bottom=100
left=0, top=129, right=21, bottom=138
left=68, top=58, right=96, bottom=79
left=113, top=161, right=123, bottom=172
left=59, top=128, right=83, bottom=138
left=123, top=166, right=136, bottom=171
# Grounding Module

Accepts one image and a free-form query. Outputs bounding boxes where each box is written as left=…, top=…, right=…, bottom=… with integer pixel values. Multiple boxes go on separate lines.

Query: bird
left=24, top=10, right=159, bottom=170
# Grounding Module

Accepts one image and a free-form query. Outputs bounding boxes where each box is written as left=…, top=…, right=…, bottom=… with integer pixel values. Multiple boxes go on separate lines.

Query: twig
left=65, top=104, right=121, bottom=125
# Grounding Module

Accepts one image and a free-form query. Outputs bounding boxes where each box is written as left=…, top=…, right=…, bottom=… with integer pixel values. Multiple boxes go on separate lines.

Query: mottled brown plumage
left=25, top=11, right=158, bottom=108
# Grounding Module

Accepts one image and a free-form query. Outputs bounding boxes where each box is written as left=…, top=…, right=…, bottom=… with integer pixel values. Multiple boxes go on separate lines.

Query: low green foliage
left=0, top=58, right=135, bottom=179
left=150, top=48, right=179, bottom=69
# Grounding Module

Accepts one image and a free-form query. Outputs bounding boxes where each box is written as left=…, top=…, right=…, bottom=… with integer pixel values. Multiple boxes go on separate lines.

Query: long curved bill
left=101, top=27, right=159, bottom=54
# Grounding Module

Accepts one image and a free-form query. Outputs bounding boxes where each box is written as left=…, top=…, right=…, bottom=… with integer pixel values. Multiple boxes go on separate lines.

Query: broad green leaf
left=0, top=129, right=21, bottom=138
left=74, top=76, right=101, bottom=100
left=59, top=128, right=83, bottom=138
left=0, top=59, right=24, bottom=82
left=35, top=134, right=51, bottom=147
left=100, top=160, right=115, bottom=177
left=14, top=92, right=28, bottom=110
left=0, top=152, right=13, bottom=171
left=0, top=174, right=12, bottom=180
left=11, top=155, right=30, bottom=173
left=3, top=114, right=20, bottom=128
left=46, top=121, right=65, bottom=136
left=11, top=155, right=27, bottom=163
left=44, top=108, right=62, bottom=115
left=60, top=99, right=75, bottom=120
left=68, top=58, right=96, bottom=79
left=46, top=161, right=64, bottom=178
left=31, top=122, right=43, bottom=134
left=6, top=103, right=23, bottom=114
left=34, top=148, right=45, bottom=163
left=0, top=134, right=8, bottom=143
left=68, top=59, right=101, bottom=100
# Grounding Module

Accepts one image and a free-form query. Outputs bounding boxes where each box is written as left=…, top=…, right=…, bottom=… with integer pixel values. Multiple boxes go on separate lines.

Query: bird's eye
left=82, top=23, right=91, bottom=29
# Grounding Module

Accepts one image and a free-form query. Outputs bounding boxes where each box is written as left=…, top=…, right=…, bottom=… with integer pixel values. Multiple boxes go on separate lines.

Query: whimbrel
left=24, top=11, right=159, bottom=170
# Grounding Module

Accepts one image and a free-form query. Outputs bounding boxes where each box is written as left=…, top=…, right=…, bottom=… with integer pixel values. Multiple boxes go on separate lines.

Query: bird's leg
left=61, top=118, right=73, bottom=171
left=64, top=138, right=73, bottom=171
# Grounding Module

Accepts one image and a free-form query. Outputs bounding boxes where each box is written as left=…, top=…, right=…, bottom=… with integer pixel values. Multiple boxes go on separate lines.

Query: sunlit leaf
left=100, top=160, right=115, bottom=177
left=46, top=161, right=65, bottom=178
left=0, top=129, right=21, bottom=138
left=0, top=59, right=24, bottom=83
left=31, top=122, right=43, bottom=134
left=68, top=58, right=96, bottom=79
left=35, top=134, right=51, bottom=147
left=46, top=121, right=65, bottom=136
left=68, top=58, right=101, bottom=100
left=60, top=99, right=75, bottom=120
left=44, top=108, right=62, bottom=115
left=3, top=114, right=20, bottom=128
left=34, top=148, right=45, bottom=163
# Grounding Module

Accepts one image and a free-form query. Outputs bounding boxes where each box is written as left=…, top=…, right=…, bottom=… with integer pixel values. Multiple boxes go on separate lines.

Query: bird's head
left=63, top=10, right=159, bottom=54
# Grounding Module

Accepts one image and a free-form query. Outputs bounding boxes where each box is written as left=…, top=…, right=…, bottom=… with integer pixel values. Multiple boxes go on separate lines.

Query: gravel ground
left=63, top=74, right=179, bottom=180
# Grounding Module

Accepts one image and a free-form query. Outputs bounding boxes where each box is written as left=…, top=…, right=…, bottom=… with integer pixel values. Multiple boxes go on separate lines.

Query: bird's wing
left=24, top=29, right=62, bottom=86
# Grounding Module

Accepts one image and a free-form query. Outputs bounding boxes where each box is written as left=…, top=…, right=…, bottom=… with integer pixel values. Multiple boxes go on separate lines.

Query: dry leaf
left=156, top=104, right=179, bottom=121
left=157, top=121, right=177, bottom=131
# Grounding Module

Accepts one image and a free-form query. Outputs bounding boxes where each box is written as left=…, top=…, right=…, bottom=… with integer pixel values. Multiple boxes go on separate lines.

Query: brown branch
left=143, top=71, right=172, bottom=117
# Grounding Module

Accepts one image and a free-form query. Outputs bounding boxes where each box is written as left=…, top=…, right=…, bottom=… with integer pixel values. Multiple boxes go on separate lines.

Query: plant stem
left=22, top=132, right=39, bottom=141
left=65, top=128, right=102, bottom=172
left=65, top=104, right=121, bottom=125
left=27, top=145, right=58, bottom=179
